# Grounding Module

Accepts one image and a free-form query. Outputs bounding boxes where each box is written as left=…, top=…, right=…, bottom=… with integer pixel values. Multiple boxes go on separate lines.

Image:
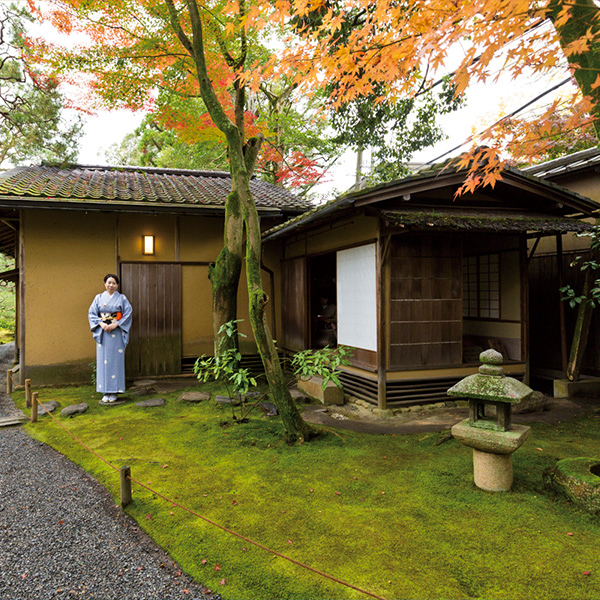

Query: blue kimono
left=88, top=291, right=133, bottom=394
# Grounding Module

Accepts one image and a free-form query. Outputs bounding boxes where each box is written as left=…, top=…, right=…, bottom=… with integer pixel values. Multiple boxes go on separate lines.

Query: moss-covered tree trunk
left=168, top=0, right=311, bottom=442
left=209, top=197, right=243, bottom=355
left=237, top=172, right=313, bottom=442
left=566, top=243, right=600, bottom=380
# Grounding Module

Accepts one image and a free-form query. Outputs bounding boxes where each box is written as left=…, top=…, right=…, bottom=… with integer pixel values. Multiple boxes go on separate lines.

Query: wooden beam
left=376, top=232, right=389, bottom=410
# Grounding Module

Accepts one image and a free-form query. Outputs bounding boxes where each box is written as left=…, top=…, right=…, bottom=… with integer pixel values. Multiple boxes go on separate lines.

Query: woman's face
left=104, top=277, right=118, bottom=295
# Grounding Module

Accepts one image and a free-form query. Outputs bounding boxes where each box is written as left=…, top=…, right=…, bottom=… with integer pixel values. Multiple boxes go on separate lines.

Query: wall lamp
left=142, top=235, right=155, bottom=255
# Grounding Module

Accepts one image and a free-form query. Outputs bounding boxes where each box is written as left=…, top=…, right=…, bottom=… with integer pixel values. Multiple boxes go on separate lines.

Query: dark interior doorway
left=309, top=253, right=337, bottom=348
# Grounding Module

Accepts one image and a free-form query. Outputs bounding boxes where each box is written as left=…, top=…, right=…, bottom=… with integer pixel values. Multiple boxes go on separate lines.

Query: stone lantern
left=447, top=349, right=533, bottom=492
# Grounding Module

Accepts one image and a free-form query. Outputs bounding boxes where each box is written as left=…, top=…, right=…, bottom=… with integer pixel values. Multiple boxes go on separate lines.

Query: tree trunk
left=566, top=243, right=600, bottom=380
left=237, top=173, right=313, bottom=442
left=209, top=192, right=243, bottom=355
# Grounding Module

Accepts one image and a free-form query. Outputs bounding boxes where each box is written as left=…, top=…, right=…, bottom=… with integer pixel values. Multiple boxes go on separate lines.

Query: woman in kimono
left=88, top=274, right=133, bottom=403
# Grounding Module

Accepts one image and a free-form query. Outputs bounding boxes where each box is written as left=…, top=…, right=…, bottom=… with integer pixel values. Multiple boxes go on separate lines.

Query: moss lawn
left=12, top=384, right=600, bottom=600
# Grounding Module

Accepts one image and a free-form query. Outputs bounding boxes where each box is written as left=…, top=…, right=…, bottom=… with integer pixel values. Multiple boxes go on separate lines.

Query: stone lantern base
left=451, top=419, right=531, bottom=492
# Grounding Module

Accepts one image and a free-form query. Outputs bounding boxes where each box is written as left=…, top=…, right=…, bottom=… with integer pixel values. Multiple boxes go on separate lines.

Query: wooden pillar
left=25, top=378, right=31, bottom=408
left=120, top=466, right=132, bottom=508
left=556, top=234, right=568, bottom=376
left=376, top=233, right=390, bottom=409
left=6, top=370, right=12, bottom=394
left=30, top=391, right=38, bottom=423
left=520, top=235, right=530, bottom=385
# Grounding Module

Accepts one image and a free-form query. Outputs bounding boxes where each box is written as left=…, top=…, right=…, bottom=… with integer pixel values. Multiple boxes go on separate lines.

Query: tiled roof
left=263, top=164, right=600, bottom=240
left=0, top=164, right=311, bottom=212
left=523, top=147, right=600, bottom=179
left=378, top=208, right=594, bottom=234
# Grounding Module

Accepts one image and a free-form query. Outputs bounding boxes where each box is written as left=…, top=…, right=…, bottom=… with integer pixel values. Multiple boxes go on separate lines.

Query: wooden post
left=25, top=378, right=31, bottom=408
left=6, top=370, right=12, bottom=394
left=120, top=466, right=132, bottom=508
left=30, top=391, right=38, bottom=423
left=556, top=234, right=568, bottom=377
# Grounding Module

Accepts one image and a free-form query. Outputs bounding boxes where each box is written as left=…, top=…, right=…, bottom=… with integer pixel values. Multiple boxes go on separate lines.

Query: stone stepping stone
left=98, top=398, right=128, bottom=406
left=61, top=403, right=88, bottom=417
left=37, top=400, right=61, bottom=415
left=215, top=395, right=240, bottom=406
left=135, top=397, right=166, bottom=408
left=289, top=388, right=309, bottom=403
left=178, top=391, right=210, bottom=403
left=259, top=402, right=278, bottom=416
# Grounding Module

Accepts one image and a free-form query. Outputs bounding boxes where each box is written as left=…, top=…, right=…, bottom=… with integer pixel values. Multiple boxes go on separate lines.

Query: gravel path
left=0, top=344, right=217, bottom=600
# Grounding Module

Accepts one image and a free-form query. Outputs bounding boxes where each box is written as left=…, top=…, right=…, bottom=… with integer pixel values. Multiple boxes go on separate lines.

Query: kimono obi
left=100, top=311, right=123, bottom=324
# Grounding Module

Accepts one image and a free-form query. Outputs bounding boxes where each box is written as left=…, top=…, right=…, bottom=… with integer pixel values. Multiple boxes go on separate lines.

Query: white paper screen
left=336, top=244, right=377, bottom=351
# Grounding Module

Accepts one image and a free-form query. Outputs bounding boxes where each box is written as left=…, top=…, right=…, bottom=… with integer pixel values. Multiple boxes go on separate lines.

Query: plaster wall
left=23, top=210, right=281, bottom=382
left=23, top=210, right=117, bottom=376
left=283, top=216, right=379, bottom=259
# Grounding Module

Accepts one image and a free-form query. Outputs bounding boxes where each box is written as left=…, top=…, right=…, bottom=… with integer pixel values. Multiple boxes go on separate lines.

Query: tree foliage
left=106, top=113, right=229, bottom=170
left=263, top=0, right=600, bottom=193
left=0, top=3, right=81, bottom=166
left=27, top=0, right=315, bottom=442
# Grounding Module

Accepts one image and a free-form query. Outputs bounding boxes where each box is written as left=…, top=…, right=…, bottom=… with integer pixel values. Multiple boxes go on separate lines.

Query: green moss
left=13, top=386, right=600, bottom=600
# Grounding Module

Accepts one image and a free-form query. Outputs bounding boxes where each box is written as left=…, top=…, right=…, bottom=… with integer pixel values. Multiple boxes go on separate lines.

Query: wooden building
left=0, top=164, right=309, bottom=385
left=523, top=148, right=600, bottom=388
left=264, top=165, right=599, bottom=409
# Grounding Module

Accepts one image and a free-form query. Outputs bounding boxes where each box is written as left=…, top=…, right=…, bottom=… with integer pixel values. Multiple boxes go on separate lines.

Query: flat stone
left=61, top=403, right=88, bottom=417
left=99, top=398, right=128, bottom=406
left=136, top=397, right=166, bottom=408
left=38, top=400, right=61, bottom=415
left=215, top=395, right=240, bottom=406
left=289, top=388, right=309, bottom=403
left=178, top=391, right=210, bottom=403
left=132, top=379, right=158, bottom=387
left=451, top=419, right=531, bottom=455
left=129, top=386, right=156, bottom=396
left=259, top=402, right=278, bottom=416
left=543, top=457, right=600, bottom=514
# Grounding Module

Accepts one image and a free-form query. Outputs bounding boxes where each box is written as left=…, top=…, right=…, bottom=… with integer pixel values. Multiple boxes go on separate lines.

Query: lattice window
left=463, top=254, right=500, bottom=319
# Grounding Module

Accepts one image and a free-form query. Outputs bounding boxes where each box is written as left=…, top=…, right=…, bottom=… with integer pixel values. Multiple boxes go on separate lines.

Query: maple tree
left=27, top=0, right=313, bottom=441
left=0, top=3, right=81, bottom=166
left=264, top=0, right=600, bottom=193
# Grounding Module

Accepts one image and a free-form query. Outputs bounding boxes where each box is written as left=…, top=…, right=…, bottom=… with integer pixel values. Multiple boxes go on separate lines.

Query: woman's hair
left=103, top=273, right=120, bottom=285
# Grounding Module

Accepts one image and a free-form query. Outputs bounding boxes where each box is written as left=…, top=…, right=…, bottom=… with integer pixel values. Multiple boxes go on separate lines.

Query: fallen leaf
left=182, top=590, right=190, bottom=595
left=583, top=571, right=591, bottom=576
left=161, top=464, right=169, bottom=468
left=536, top=447, right=543, bottom=451
left=335, top=491, right=340, bottom=495
left=201, top=559, right=207, bottom=565
left=288, top=540, right=293, bottom=544
left=232, top=500, right=238, bottom=506
left=219, top=578, right=226, bottom=585
left=215, top=565, right=221, bottom=571
left=567, top=532, right=574, bottom=536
